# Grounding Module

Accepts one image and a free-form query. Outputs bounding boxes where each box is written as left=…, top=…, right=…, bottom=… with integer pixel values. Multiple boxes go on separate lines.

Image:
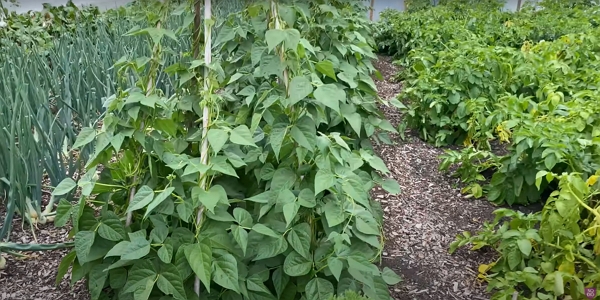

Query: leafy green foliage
left=403, top=0, right=432, bottom=13
left=0, top=1, right=169, bottom=240
left=374, top=1, right=600, bottom=206
left=375, top=2, right=600, bottom=298
left=374, top=1, right=599, bottom=60
left=450, top=172, right=600, bottom=300
left=422, top=33, right=600, bottom=206
left=0, top=1, right=104, bottom=51
left=439, top=147, right=499, bottom=199
left=54, top=1, right=401, bottom=299
left=401, top=43, right=519, bottom=148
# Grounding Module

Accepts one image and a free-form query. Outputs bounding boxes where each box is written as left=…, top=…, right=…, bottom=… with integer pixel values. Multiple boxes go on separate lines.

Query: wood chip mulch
left=0, top=208, right=88, bottom=300
left=0, top=55, right=499, bottom=300
left=372, top=56, right=498, bottom=300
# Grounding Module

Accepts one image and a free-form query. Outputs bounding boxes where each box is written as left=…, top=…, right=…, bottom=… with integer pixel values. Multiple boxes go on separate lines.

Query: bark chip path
left=372, top=56, right=497, bottom=300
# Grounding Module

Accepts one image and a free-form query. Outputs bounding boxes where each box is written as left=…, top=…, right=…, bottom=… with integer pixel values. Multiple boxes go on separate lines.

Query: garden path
left=373, top=56, right=498, bottom=300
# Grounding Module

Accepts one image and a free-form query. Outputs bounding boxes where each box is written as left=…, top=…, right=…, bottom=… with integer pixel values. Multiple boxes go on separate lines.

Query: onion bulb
left=0, top=255, right=6, bottom=270
left=26, top=197, right=38, bottom=220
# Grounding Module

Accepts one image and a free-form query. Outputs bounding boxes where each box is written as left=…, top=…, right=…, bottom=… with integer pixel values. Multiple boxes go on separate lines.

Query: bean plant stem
left=270, top=0, right=289, bottom=95
left=126, top=21, right=161, bottom=227
left=125, top=176, right=137, bottom=227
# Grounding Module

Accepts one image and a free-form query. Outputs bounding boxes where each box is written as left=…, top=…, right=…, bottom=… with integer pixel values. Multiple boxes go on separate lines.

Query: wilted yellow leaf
left=495, top=124, right=511, bottom=143
left=463, top=137, right=472, bottom=147
left=558, top=260, right=575, bottom=274
left=476, top=273, right=489, bottom=283
left=478, top=262, right=494, bottom=274
left=586, top=175, right=599, bottom=186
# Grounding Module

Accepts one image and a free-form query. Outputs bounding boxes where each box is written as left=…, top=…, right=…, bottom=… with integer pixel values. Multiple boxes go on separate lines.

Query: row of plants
left=445, top=39, right=600, bottom=298
left=374, top=1, right=600, bottom=299
left=0, top=0, right=252, bottom=246
left=0, top=0, right=105, bottom=51
left=0, top=1, right=188, bottom=246
left=0, top=0, right=257, bottom=52
left=409, top=32, right=600, bottom=206
left=374, top=0, right=600, bottom=61
left=450, top=171, right=600, bottom=299
left=42, top=0, right=403, bottom=299
left=377, top=0, right=600, bottom=205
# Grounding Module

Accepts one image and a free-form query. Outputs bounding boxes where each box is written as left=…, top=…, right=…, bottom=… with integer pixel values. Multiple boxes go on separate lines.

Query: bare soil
left=0, top=55, right=498, bottom=300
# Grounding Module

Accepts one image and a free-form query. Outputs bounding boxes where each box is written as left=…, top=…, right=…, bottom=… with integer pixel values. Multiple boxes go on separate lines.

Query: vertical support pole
left=194, top=0, right=211, bottom=296
left=200, top=0, right=212, bottom=170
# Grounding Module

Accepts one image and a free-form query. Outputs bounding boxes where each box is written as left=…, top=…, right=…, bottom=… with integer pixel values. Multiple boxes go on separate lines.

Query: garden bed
left=0, top=55, right=500, bottom=300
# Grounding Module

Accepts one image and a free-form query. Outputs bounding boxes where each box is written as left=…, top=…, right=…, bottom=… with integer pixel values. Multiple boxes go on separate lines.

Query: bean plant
left=53, top=0, right=403, bottom=299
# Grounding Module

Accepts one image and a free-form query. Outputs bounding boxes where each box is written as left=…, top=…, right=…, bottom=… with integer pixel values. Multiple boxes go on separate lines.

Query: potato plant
left=433, top=32, right=600, bottom=206
left=52, top=0, right=402, bottom=299
left=374, top=0, right=600, bottom=60
left=375, top=2, right=600, bottom=298
left=400, top=42, right=519, bottom=148
left=450, top=172, right=600, bottom=300
left=377, top=0, right=600, bottom=206
left=0, top=0, right=103, bottom=51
